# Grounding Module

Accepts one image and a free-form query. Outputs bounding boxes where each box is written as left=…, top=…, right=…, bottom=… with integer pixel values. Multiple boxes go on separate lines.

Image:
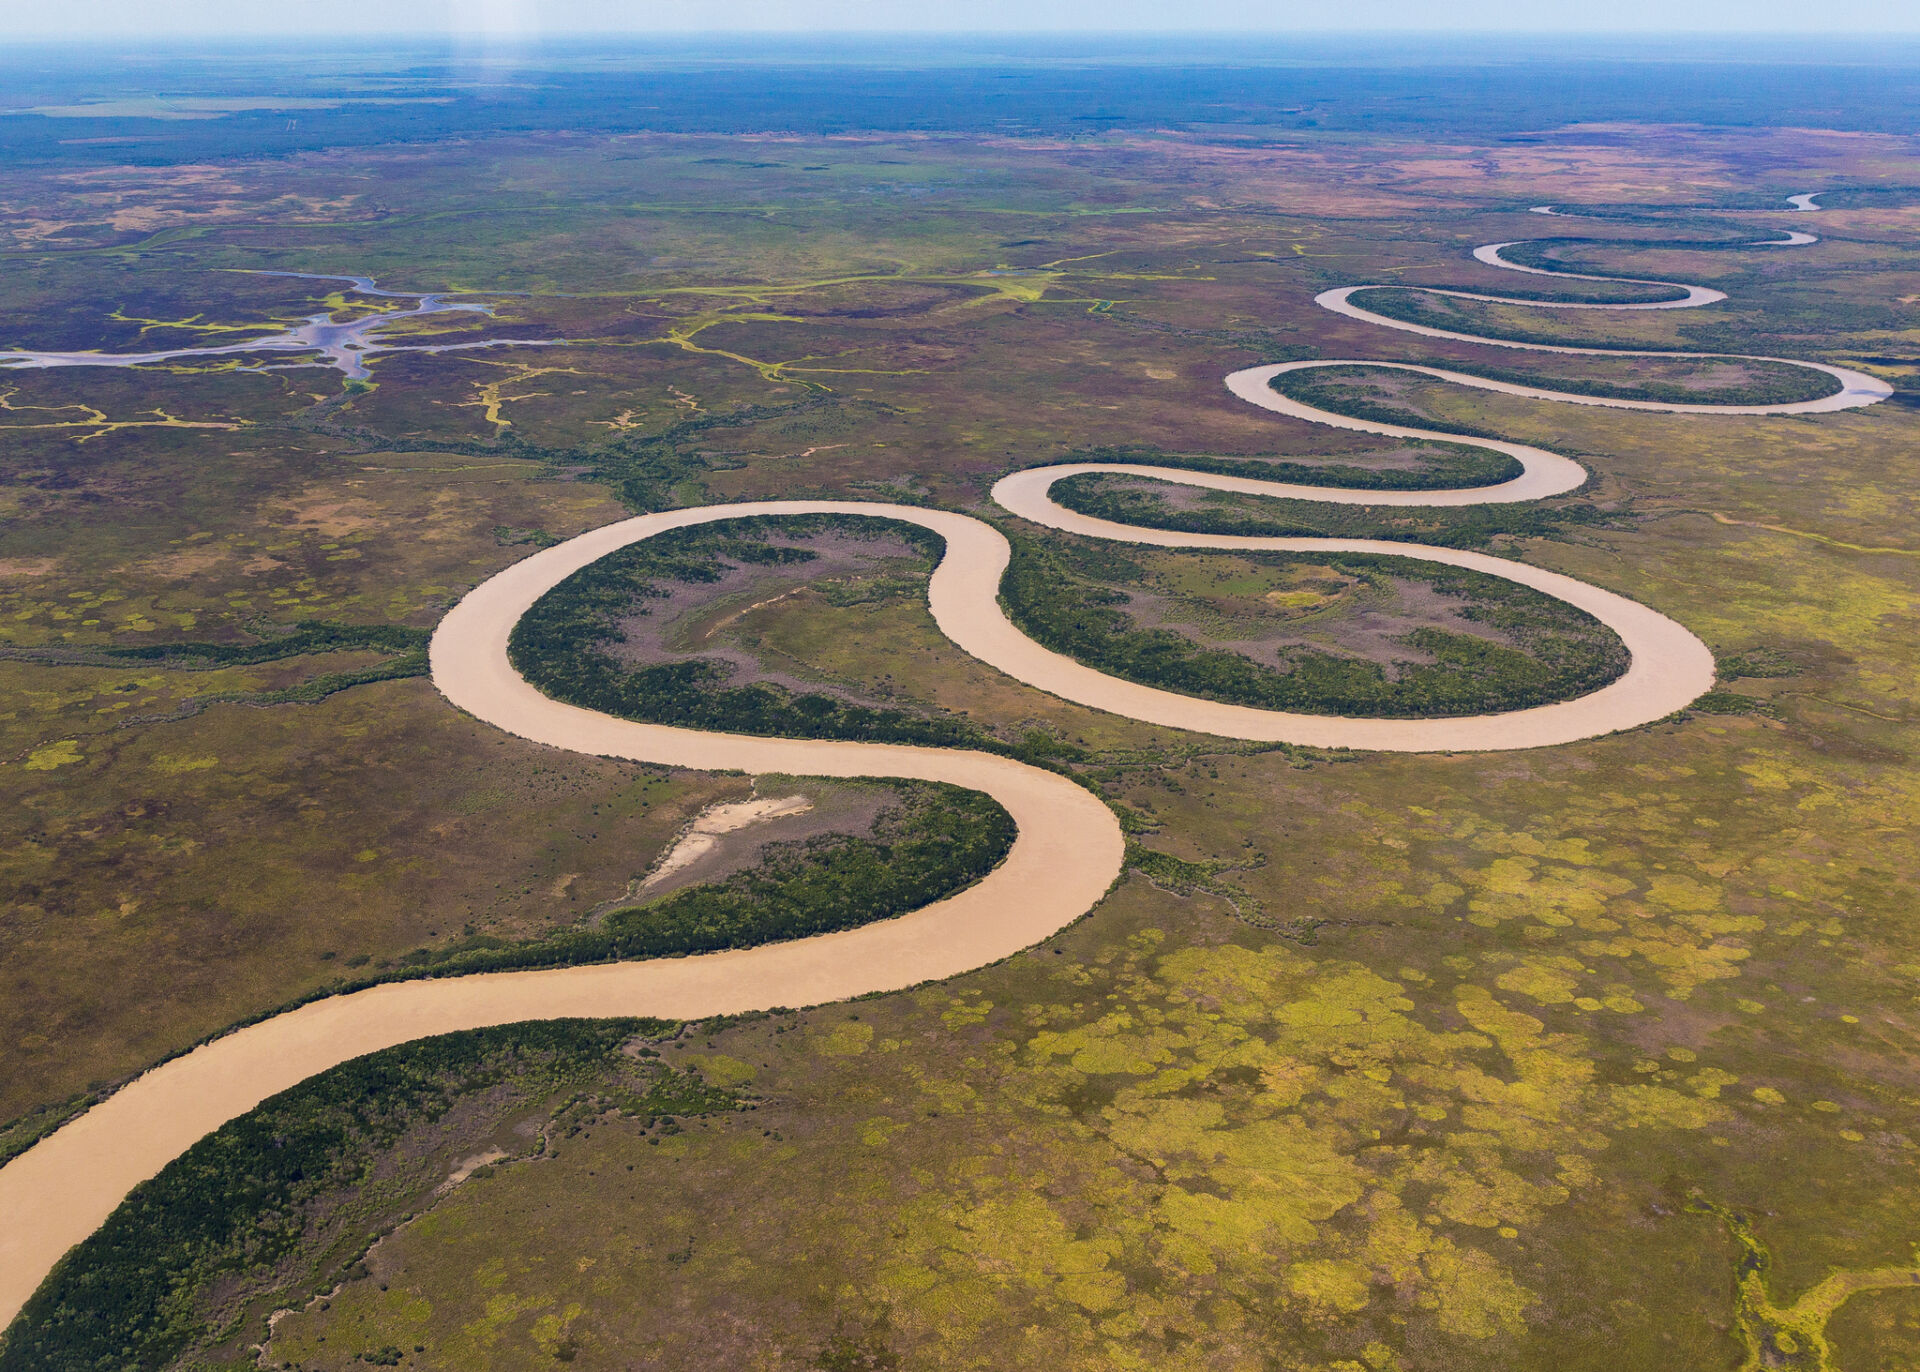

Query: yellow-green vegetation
left=1689, top=1198, right=1920, bottom=1371
left=4, top=117, right=1920, bottom=1371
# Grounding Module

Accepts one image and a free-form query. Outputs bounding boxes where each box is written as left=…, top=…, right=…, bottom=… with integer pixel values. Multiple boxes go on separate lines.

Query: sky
left=13, top=0, right=1920, bottom=38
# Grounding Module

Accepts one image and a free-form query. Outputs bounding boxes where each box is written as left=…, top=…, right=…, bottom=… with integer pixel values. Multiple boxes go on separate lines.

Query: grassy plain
left=2, top=120, right=1920, bottom=1369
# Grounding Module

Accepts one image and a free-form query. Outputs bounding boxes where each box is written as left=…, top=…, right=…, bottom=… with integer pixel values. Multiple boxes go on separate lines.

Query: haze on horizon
left=13, top=0, right=1920, bottom=39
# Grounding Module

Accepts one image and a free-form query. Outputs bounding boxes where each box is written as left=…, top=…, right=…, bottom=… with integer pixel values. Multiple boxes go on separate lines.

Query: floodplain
left=0, top=60, right=1918, bottom=1372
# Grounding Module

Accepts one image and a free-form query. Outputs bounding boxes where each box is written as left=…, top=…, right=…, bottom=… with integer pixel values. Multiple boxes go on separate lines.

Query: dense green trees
left=1288, top=333, right=1839, bottom=406
left=1054, top=441, right=1521, bottom=492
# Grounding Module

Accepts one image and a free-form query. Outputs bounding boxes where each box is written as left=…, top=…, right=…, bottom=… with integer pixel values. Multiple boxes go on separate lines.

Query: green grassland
left=1051, top=440, right=1525, bottom=492
left=1000, top=535, right=1629, bottom=718
left=1046, top=470, right=1621, bottom=550
left=2, top=123, right=1920, bottom=1370
left=1276, top=353, right=1842, bottom=409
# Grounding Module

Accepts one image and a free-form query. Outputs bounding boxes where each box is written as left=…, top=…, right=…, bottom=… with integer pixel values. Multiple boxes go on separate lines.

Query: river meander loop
left=0, top=202, right=1891, bottom=1329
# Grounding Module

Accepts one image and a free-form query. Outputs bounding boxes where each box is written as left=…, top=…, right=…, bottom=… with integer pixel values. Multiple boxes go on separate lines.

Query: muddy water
left=0, top=271, right=564, bottom=380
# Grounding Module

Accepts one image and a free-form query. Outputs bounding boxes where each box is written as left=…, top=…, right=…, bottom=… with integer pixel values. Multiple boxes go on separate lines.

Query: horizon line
left=6, top=29, right=1920, bottom=42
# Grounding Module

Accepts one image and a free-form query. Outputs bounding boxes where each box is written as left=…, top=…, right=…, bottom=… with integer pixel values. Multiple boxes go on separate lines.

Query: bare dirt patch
left=275, top=489, right=384, bottom=536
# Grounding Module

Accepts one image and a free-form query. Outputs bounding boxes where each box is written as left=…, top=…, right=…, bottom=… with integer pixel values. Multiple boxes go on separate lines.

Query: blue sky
left=15, top=0, right=1920, bottom=37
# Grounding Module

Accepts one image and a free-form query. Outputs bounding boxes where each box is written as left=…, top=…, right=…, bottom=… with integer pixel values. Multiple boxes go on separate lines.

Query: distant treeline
left=999, top=536, right=1628, bottom=719
left=14, top=54, right=1920, bottom=174
left=1048, top=472, right=1618, bottom=551
left=1268, top=367, right=1514, bottom=440
left=1050, top=441, right=1521, bottom=492
left=1276, top=350, right=1840, bottom=411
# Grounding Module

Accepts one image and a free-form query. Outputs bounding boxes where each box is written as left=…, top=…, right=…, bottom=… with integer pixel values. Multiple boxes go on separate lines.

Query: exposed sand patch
left=640, top=794, right=815, bottom=892
left=435, top=1148, right=507, bottom=1197
left=626, top=782, right=902, bottom=903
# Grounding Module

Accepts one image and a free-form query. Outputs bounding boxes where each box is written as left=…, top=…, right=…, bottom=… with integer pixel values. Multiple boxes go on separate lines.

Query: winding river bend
left=0, top=202, right=1892, bottom=1328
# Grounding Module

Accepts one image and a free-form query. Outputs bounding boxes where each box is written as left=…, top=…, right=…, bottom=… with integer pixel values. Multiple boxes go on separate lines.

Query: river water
left=0, top=271, right=564, bottom=381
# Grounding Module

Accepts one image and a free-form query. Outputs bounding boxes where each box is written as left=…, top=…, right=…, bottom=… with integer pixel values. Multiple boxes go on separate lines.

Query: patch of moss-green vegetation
left=343, top=779, right=1014, bottom=978
left=507, top=396, right=889, bottom=513
left=0, top=1019, right=740, bottom=1372
left=1340, top=291, right=1866, bottom=388
left=999, top=536, right=1628, bottom=718
left=1278, top=353, right=1840, bottom=410
left=1270, top=366, right=1517, bottom=440
left=1046, top=470, right=1620, bottom=550
left=1, top=619, right=432, bottom=710
left=1055, top=440, right=1522, bottom=492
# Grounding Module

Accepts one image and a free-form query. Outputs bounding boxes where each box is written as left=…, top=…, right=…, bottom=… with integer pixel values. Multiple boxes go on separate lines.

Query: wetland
left=0, top=68, right=1917, bottom=1372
